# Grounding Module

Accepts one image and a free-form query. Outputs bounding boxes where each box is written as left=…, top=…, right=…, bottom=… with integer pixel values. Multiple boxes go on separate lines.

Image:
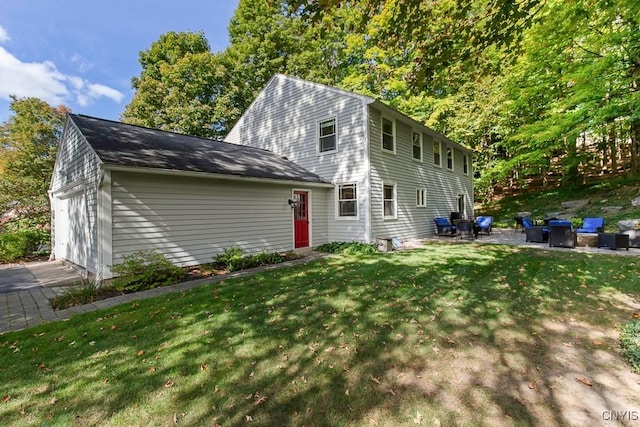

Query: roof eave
left=101, top=164, right=334, bottom=188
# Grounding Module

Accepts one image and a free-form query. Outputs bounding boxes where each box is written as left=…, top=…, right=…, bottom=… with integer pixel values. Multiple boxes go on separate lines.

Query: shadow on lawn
left=1, top=243, right=639, bottom=426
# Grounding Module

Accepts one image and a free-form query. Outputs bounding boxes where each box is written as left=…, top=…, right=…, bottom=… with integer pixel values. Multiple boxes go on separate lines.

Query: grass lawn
left=1, top=243, right=639, bottom=426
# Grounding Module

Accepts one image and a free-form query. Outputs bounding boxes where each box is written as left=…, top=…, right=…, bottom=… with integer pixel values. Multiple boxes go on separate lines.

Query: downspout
left=363, top=100, right=372, bottom=243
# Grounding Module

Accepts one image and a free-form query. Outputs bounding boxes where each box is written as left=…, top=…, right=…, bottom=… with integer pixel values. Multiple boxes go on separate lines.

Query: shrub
left=0, top=226, right=50, bottom=262
left=111, top=250, right=185, bottom=292
left=315, top=241, right=378, bottom=254
left=213, top=246, right=246, bottom=271
left=213, top=248, right=293, bottom=272
left=620, top=319, right=640, bottom=373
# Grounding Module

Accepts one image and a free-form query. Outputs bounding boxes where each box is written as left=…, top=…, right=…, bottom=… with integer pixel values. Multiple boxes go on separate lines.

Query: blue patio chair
left=434, top=217, right=456, bottom=236
left=548, top=220, right=576, bottom=248
left=523, top=217, right=549, bottom=243
left=576, top=217, right=604, bottom=233
left=475, top=216, right=493, bottom=235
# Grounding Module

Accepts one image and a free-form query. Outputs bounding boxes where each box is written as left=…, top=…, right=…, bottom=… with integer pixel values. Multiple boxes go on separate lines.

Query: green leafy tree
left=0, top=97, right=68, bottom=226
left=121, top=31, right=229, bottom=137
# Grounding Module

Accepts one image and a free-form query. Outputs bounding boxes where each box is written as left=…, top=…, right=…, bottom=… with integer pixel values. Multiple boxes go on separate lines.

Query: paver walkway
left=1, top=234, right=637, bottom=335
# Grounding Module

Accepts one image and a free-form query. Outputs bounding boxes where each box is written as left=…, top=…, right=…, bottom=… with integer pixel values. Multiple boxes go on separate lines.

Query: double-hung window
left=337, top=183, right=357, bottom=218
left=433, top=140, right=441, bottom=166
left=446, top=147, right=453, bottom=170
left=381, top=117, right=395, bottom=153
left=463, top=154, right=469, bottom=175
left=412, top=131, right=422, bottom=162
left=318, top=118, right=337, bottom=153
left=383, top=183, right=396, bottom=219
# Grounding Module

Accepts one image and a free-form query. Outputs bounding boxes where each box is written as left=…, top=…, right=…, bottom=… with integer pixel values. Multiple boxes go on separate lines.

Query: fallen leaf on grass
left=370, top=375, right=381, bottom=384
left=137, top=350, right=144, bottom=356
left=633, top=313, right=639, bottom=319
left=149, top=367, right=156, bottom=373
left=528, top=382, right=536, bottom=390
left=165, top=380, right=175, bottom=388
left=2, top=395, right=10, bottom=403
left=592, top=340, right=604, bottom=346
left=575, top=377, right=592, bottom=387
left=246, top=415, right=253, bottom=422
left=413, top=410, right=423, bottom=424
left=49, top=397, right=58, bottom=405
left=200, top=364, right=208, bottom=371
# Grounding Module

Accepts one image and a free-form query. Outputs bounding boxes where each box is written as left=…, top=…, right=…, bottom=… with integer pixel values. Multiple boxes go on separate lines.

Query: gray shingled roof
left=69, top=114, right=331, bottom=185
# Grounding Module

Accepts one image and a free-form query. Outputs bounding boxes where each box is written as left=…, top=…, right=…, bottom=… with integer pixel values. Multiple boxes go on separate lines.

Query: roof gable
left=68, top=114, right=331, bottom=185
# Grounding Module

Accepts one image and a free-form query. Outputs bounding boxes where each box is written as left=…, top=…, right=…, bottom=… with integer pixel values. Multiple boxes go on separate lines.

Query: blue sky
left=0, top=0, right=239, bottom=123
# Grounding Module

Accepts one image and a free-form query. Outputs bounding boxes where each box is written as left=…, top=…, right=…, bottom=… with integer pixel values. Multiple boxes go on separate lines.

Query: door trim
left=292, top=189, right=312, bottom=249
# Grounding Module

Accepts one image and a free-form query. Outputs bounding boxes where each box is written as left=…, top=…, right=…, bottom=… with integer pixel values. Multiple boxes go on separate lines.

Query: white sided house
left=226, top=74, right=474, bottom=243
left=50, top=75, right=473, bottom=278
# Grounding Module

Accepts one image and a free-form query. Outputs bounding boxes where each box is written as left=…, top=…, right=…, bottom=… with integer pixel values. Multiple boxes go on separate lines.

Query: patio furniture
left=434, top=217, right=456, bottom=236
left=450, top=211, right=462, bottom=223
left=620, top=229, right=640, bottom=248
left=576, top=217, right=604, bottom=233
left=454, top=219, right=476, bottom=240
left=548, top=220, right=576, bottom=248
left=523, top=217, right=549, bottom=243
left=597, top=233, right=629, bottom=251
left=475, top=216, right=493, bottom=235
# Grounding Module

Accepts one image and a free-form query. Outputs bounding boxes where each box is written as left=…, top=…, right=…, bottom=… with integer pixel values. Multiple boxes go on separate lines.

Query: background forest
left=1, top=0, right=639, bottom=258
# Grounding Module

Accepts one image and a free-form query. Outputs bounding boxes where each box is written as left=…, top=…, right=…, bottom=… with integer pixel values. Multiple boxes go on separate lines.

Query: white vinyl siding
left=111, top=171, right=329, bottom=266
left=50, top=121, right=101, bottom=274
left=368, top=106, right=473, bottom=240
left=318, top=118, right=337, bottom=154
left=225, top=74, right=369, bottom=243
left=337, top=183, right=358, bottom=218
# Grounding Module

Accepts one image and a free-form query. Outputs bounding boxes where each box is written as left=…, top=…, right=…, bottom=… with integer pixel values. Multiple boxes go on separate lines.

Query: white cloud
left=0, top=25, right=9, bottom=43
left=0, top=27, right=123, bottom=109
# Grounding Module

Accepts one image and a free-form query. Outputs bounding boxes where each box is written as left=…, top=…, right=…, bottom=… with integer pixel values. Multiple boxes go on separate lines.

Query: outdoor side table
left=597, top=233, right=629, bottom=251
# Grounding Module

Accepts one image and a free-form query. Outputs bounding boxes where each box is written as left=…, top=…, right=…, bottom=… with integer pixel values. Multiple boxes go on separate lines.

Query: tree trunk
left=609, top=123, right=617, bottom=175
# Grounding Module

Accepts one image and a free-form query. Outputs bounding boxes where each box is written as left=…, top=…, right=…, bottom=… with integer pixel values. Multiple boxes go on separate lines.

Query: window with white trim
left=383, top=183, right=396, bottom=219
left=446, top=146, right=453, bottom=170
left=412, top=131, right=422, bottom=161
left=416, top=188, right=426, bottom=207
left=337, top=183, right=357, bottom=217
left=318, top=118, right=337, bottom=153
left=463, top=154, right=469, bottom=175
left=433, top=140, right=441, bottom=166
left=381, top=117, right=395, bottom=153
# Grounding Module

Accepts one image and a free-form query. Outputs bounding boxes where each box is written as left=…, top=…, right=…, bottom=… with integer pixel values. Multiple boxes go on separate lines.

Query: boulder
left=601, top=206, right=623, bottom=213
left=632, top=196, right=640, bottom=207
left=618, top=219, right=640, bottom=231
left=561, top=199, right=590, bottom=210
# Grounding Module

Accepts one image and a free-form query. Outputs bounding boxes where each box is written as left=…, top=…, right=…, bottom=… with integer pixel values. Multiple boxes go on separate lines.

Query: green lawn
left=1, top=243, right=639, bottom=426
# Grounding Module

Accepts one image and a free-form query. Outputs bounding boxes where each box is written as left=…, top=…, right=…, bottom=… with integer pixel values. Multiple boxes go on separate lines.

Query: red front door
left=293, top=190, right=309, bottom=248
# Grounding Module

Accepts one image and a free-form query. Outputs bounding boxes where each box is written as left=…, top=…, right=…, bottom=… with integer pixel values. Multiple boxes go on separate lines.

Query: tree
left=0, top=96, right=68, bottom=225
left=121, top=31, right=229, bottom=137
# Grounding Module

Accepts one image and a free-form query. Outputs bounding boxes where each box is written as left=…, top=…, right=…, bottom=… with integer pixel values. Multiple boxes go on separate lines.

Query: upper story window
left=337, top=183, right=357, bottom=218
left=381, top=117, right=395, bottom=153
left=318, top=118, right=337, bottom=154
left=463, top=154, right=469, bottom=175
left=446, top=146, right=453, bottom=170
left=412, top=131, right=422, bottom=162
left=433, top=140, right=441, bottom=166
left=383, top=183, right=397, bottom=219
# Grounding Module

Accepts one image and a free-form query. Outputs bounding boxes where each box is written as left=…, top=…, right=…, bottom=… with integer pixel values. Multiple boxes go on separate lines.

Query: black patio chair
left=523, top=217, right=549, bottom=243
left=548, top=220, right=576, bottom=248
